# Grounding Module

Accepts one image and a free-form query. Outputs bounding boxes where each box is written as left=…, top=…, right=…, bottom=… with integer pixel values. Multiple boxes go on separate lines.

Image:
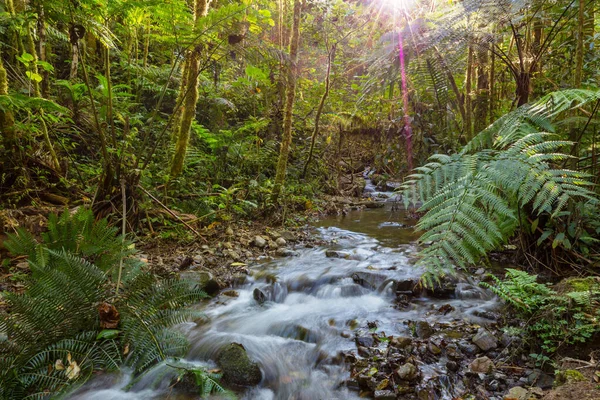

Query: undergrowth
left=0, top=209, right=221, bottom=399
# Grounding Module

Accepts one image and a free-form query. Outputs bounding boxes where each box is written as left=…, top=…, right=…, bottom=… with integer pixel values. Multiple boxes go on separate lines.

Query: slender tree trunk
left=489, top=46, right=495, bottom=125
left=302, top=44, right=335, bottom=178
left=464, top=44, right=474, bottom=140
left=474, top=44, right=489, bottom=134
left=170, top=0, right=210, bottom=177
left=271, top=0, right=302, bottom=203
left=37, top=3, right=49, bottom=98
left=574, top=0, right=584, bottom=88
left=336, top=124, right=343, bottom=192
left=0, top=54, right=16, bottom=149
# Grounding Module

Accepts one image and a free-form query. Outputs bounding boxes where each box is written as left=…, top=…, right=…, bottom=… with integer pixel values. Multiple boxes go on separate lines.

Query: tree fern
left=403, top=89, right=600, bottom=280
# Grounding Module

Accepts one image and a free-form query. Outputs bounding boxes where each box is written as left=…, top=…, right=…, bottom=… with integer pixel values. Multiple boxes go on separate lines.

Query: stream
left=69, top=193, right=499, bottom=400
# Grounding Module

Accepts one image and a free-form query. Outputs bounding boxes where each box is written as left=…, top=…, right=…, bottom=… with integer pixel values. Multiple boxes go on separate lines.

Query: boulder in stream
left=216, top=343, right=262, bottom=387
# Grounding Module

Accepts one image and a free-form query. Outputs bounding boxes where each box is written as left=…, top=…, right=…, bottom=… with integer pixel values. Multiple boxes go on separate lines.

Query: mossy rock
left=556, top=277, right=600, bottom=294
left=555, top=369, right=587, bottom=387
left=216, top=343, right=262, bottom=387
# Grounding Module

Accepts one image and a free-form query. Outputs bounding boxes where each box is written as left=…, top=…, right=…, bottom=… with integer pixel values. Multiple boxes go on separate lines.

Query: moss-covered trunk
left=271, top=0, right=302, bottom=203
left=0, top=54, right=16, bottom=149
left=170, top=0, right=210, bottom=178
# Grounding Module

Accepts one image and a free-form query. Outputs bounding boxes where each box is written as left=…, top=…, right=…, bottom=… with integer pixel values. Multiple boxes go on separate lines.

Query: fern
left=403, top=89, right=600, bottom=278
left=1, top=210, right=210, bottom=399
left=481, top=271, right=600, bottom=354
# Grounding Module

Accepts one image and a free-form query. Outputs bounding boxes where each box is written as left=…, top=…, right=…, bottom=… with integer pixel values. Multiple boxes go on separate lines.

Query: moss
left=216, top=343, right=262, bottom=387
left=555, top=369, right=588, bottom=387
left=565, top=277, right=599, bottom=292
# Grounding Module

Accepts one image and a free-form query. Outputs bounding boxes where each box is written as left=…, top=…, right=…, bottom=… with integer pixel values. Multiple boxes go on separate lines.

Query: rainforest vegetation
left=1, top=0, right=600, bottom=398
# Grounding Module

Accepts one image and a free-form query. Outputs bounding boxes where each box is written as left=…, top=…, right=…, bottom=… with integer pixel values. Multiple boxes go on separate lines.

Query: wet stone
left=415, top=320, right=434, bottom=339
left=396, top=362, right=419, bottom=381
left=326, top=250, right=350, bottom=259
left=374, top=390, right=396, bottom=400
left=253, top=288, right=267, bottom=304
left=469, top=356, right=494, bottom=374
left=459, top=340, right=480, bottom=356
left=355, top=336, right=375, bottom=348
left=216, top=343, right=262, bottom=387
left=357, top=346, right=371, bottom=357
left=275, top=237, right=287, bottom=247
left=391, top=336, right=412, bottom=348
left=472, top=328, right=498, bottom=351
left=446, top=360, right=459, bottom=372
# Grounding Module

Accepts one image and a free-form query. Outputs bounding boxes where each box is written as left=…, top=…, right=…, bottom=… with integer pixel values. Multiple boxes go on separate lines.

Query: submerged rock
left=216, top=343, right=262, bottom=387
left=326, top=250, right=351, bottom=259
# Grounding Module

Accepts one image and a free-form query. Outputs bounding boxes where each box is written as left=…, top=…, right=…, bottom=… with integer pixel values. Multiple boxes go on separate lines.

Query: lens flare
left=382, top=0, right=416, bottom=11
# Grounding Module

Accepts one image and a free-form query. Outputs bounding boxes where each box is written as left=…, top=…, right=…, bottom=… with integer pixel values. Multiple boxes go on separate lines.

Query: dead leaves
left=52, top=353, right=80, bottom=380
left=98, top=302, right=120, bottom=329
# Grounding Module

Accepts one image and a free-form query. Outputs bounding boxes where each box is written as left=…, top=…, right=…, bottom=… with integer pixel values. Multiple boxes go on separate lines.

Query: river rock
left=446, top=360, right=459, bottom=372
left=253, top=236, right=267, bottom=248
left=216, top=343, right=262, bottom=387
left=424, top=275, right=458, bottom=298
left=280, top=231, right=297, bottom=241
left=472, top=328, right=498, bottom=351
left=179, top=270, right=222, bottom=296
left=357, top=346, right=371, bottom=357
left=415, top=320, right=434, bottom=339
left=275, top=237, right=287, bottom=247
left=276, top=248, right=298, bottom=257
left=352, top=271, right=388, bottom=290
left=396, top=363, right=419, bottom=381
left=504, top=386, right=529, bottom=400
left=527, top=369, right=554, bottom=389
left=253, top=288, right=267, bottom=304
left=458, top=340, right=480, bottom=356
left=391, top=336, right=412, bottom=348
left=326, top=250, right=350, bottom=259
left=374, top=390, right=396, bottom=400
left=469, top=356, right=494, bottom=374
left=356, top=336, right=375, bottom=347
left=428, top=341, right=441, bottom=355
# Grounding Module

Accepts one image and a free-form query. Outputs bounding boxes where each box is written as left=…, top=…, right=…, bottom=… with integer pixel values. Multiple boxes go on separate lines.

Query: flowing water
left=70, top=196, right=498, bottom=400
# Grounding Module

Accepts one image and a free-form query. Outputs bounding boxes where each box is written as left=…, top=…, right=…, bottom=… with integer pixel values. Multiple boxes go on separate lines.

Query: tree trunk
left=271, top=0, right=302, bottom=203
left=473, top=44, right=489, bottom=134
left=489, top=46, right=495, bottom=125
left=464, top=44, right=474, bottom=140
left=170, top=0, right=210, bottom=177
left=0, top=54, right=16, bottom=149
left=37, top=3, right=49, bottom=98
left=302, top=44, right=335, bottom=178
left=516, top=71, right=530, bottom=107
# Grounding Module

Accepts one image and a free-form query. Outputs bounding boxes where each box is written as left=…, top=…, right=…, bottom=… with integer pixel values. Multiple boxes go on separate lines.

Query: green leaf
left=26, top=71, right=43, bottom=83
left=96, top=330, right=120, bottom=340
left=19, top=52, right=35, bottom=63
left=531, top=218, right=539, bottom=233
left=552, top=232, right=565, bottom=249
left=37, top=61, right=55, bottom=72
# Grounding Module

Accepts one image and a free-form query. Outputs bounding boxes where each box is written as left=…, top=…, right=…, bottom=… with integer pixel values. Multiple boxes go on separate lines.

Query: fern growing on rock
left=0, top=210, right=208, bottom=399
left=402, top=89, right=600, bottom=283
